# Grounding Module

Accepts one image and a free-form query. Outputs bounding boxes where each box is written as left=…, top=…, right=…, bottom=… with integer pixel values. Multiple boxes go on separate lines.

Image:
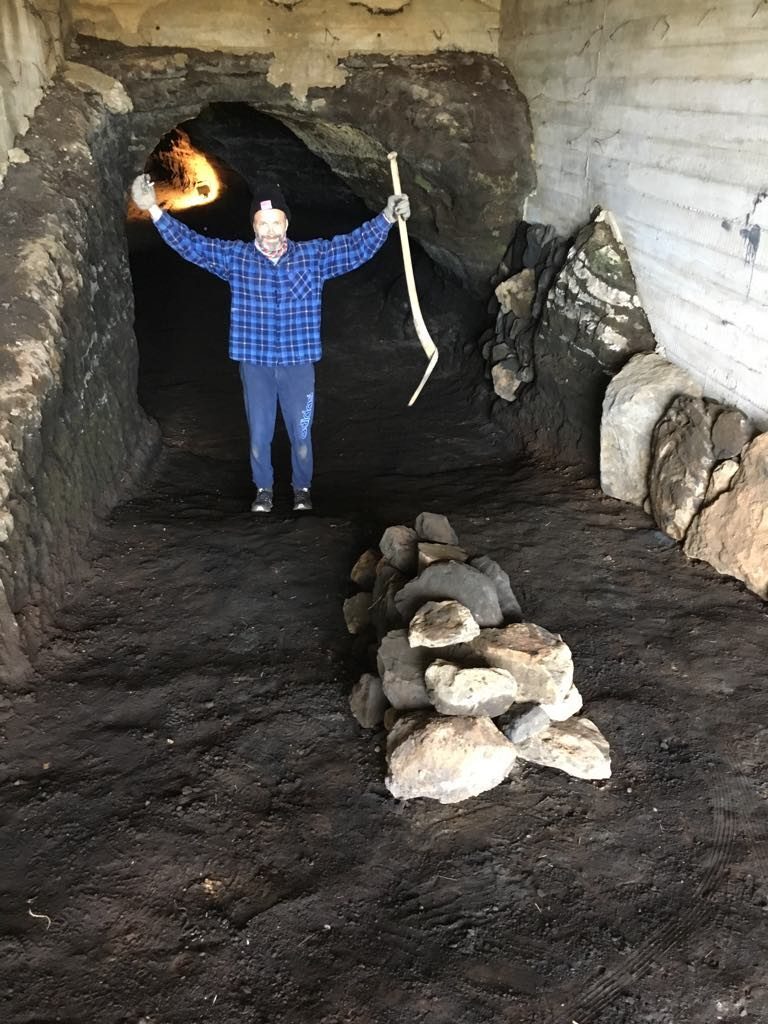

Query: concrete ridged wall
left=500, top=0, right=768, bottom=429
left=0, top=1, right=66, bottom=181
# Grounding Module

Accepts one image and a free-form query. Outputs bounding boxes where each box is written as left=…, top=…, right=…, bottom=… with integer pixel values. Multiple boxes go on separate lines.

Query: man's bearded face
left=253, top=208, right=288, bottom=253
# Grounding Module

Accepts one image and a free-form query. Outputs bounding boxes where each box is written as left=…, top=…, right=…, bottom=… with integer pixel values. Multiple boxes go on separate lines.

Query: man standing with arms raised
left=131, top=174, right=409, bottom=512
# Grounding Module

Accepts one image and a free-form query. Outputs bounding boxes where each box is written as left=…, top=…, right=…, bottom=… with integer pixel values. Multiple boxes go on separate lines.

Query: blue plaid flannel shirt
left=154, top=211, right=392, bottom=365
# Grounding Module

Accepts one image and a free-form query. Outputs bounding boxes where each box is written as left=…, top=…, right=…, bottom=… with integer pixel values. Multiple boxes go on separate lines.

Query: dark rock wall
left=75, top=38, right=535, bottom=292
left=0, top=79, right=158, bottom=684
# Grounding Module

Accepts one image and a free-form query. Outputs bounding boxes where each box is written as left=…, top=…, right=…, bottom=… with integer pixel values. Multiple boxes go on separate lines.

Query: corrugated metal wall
left=500, top=0, right=768, bottom=428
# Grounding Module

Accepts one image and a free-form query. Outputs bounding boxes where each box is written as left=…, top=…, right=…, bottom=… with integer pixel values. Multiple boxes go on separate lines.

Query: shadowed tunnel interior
left=127, top=105, right=504, bottom=516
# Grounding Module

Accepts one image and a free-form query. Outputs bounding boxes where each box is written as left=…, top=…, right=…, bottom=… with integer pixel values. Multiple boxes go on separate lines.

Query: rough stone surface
left=376, top=629, right=432, bottom=710
left=418, top=542, right=468, bottom=571
left=543, top=214, right=656, bottom=372
left=379, top=525, right=418, bottom=575
left=408, top=600, right=480, bottom=649
left=414, top=512, right=458, bottom=545
left=0, top=75, right=159, bottom=681
left=601, top=352, right=703, bottom=507
left=684, top=432, right=768, bottom=599
left=385, top=715, right=517, bottom=803
left=343, top=592, right=372, bottom=635
left=492, top=361, right=525, bottom=402
left=498, top=705, right=551, bottom=744
left=515, top=717, right=612, bottom=780
left=467, top=623, right=574, bottom=704
left=648, top=396, right=719, bottom=541
left=540, top=684, right=583, bottom=722
left=495, top=269, right=535, bottom=317
left=370, top=561, right=407, bottom=639
left=469, top=554, right=523, bottom=622
left=395, top=561, right=503, bottom=627
left=63, top=61, right=133, bottom=114
left=349, top=674, right=389, bottom=729
left=350, top=548, right=379, bottom=589
left=711, top=408, right=755, bottom=459
left=425, top=660, right=518, bottom=717
left=704, top=459, right=740, bottom=503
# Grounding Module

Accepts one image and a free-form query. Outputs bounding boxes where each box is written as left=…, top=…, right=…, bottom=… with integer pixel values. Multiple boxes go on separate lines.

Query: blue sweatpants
left=239, top=362, right=315, bottom=490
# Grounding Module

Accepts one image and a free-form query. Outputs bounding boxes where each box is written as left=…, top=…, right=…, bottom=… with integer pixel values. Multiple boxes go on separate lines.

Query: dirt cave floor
left=2, top=201, right=768, bottom=1024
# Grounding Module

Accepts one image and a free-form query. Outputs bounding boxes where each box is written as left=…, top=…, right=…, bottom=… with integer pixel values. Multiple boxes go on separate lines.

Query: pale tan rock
left=350, top=548, right=379, bottom=588
left=492, top=361, right=524, bottom=402
left=408, top=600, right=480, bottom=648
left=386, top=715, right=517, bottom=803
left=515, top=717, right=611, bottom=780
left=540, top=684, right=583, bottom=722
left=495, top=268, right=535, bottom=317
left=704, top=459, right=739, bottom=504
left=343, top=592, right=371, bottom=634
left=418, top=542, right=468, bottom=571
left=349, top=674, right=388, bottom=728
left=380, top=525, right=418, bottom=574
left=684, top=432, right=768, bottom=599
left=8, top=148, right=29, bottom=164
left=425, top=660, right=518, bottom=717
left=63, top=61, right=133, bottom=114
left=467, top=623, right=573, bottom=704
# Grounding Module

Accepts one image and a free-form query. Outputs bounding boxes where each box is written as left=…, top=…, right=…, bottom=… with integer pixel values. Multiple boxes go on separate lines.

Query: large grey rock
left=343, top=592, right=372, bottom=635
left=542, top=213, right=656, bottom=372
left=370, top=561, right=407, bottom=639
left=467, top=623, right=573, bottom=704
left=414, top=512, right=458, bottom=545
left=684, top=432, right=768, bottom=599
left=379, top=525, right=418, bottom=575
left=376, top=629, right=432, bottom=709
left=425, top=660, right=518, bottom=717
left=349, top=674, right=389, bottom=729
left=418, top=542, right=468, bottom=571
left=385, top=715, right=517, bottom=803
left=648, top=396, right=719, bottom=541
left=711, top=408, right=754, bottom=459
left=601, top=352, right=702, bottom=507
left=394, top=561, right=503, bottom=627
left=498, top=705, right=551, bottom=744
left=469, top=554, right=523, bottom=622
left=408, top=600, right=481, bottom=648
left=515, top=717, right=612, bottom=780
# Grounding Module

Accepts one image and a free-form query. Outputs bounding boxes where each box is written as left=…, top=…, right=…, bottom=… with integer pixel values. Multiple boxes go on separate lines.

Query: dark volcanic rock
left=394, top=561, right=503, bottom=627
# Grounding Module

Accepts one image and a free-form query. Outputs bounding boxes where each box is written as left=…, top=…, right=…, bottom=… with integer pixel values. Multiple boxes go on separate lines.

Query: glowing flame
left=130, top=129, right=221, bottom=219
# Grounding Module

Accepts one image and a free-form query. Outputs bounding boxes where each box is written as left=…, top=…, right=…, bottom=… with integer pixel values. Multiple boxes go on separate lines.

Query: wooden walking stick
left=387, top=151, right=439, bottom=406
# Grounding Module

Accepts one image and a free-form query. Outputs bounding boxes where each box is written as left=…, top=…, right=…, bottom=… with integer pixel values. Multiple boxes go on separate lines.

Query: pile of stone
left=479, top=221, right=571, bottom=402
left=343, top=512, right=611, bottom=804
left=601, top=351, right=767, bottom=600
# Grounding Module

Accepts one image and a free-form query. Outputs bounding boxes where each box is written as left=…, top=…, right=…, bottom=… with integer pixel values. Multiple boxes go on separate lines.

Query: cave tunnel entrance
left=126, top=103, right=503, bottom=515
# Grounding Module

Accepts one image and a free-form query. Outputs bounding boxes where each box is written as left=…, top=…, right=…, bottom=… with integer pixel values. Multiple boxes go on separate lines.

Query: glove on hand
left=131, top=173, right=157, bottom=210
left=384, top=193, right=410, bottom=223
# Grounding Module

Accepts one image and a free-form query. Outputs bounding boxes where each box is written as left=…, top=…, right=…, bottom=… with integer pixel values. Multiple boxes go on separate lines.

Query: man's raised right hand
left=131, top=173, right=157, bottom=210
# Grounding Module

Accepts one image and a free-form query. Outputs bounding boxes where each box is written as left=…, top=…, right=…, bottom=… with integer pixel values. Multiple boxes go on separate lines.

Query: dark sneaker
left=251, top=488, right=273, bottom=513
left=293, top=488, right=312, bottom=512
